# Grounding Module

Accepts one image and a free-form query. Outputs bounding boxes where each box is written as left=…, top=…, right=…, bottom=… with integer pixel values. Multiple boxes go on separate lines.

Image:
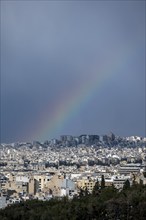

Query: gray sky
left=1, top=0, right=145, bottom=143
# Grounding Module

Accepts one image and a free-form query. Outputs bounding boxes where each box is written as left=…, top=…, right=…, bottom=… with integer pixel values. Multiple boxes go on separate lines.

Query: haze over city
left=1, top=0, right=145, bottom=143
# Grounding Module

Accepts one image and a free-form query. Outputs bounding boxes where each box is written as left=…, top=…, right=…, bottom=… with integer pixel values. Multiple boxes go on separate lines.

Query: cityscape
left=0, top=0, right=145, bottom=219
left=0, top=133, right=146, bottom=209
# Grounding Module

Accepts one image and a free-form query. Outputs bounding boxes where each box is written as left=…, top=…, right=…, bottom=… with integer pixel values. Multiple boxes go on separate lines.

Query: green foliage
left=123, top=179, right=130, bottom=190
left=101, top=175, right=105, bottom=189
left=92, top=179, right=99, bottom=195
left=0, top=184, right=146, bottom=220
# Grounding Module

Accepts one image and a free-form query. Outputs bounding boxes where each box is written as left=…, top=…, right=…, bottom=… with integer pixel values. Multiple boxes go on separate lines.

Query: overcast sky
left=1, top=0, right=145, bottom=143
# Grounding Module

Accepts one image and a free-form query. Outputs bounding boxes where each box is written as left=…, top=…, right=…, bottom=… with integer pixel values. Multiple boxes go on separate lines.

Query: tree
left=92, top=179, right=99, bottom=195
left=132, top=174, right=137, bottom=186
left=123, top=179, right=130, bottom=190
left=139, top=179, right=143, bottom=186
left=84, top=187, right=89, bottom=196
left=78, top=188, right=84, bottom=198
left=101, top=175, right=105, bottom=189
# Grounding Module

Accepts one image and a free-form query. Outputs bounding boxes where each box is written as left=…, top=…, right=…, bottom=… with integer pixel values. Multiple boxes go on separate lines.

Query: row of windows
left=84, top=182, right=94, bottom=186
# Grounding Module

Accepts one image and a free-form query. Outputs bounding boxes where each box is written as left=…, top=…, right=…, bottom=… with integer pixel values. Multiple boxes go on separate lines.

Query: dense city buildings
left=0, top=133, right=146, bottom=208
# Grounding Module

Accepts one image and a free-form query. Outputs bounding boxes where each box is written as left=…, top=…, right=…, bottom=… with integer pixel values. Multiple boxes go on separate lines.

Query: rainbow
left=29, top=41, right=141, bottom=142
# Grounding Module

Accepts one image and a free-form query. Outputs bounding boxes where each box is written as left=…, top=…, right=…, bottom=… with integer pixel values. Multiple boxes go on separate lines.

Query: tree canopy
left=0, top=184, right=146, bottom=220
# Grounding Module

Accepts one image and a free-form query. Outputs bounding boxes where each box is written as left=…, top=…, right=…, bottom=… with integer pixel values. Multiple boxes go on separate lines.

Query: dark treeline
left=0, top=184, right=146, bottom=220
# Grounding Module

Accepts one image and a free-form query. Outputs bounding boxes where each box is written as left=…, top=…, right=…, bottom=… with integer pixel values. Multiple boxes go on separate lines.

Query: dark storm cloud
left=1, top=0, right=145, bottom=142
